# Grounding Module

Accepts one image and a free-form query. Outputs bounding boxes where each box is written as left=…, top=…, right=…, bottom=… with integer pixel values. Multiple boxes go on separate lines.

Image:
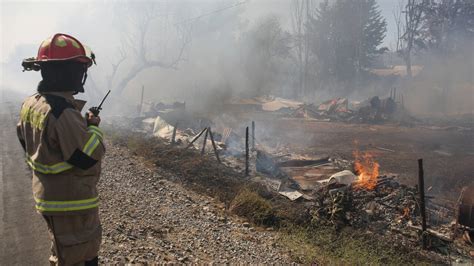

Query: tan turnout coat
left=17, top=91, right=105, bottom=216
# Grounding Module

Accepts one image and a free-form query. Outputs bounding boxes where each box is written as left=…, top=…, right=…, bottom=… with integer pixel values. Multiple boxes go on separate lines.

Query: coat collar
left=41, top=92, right=87, bottom=112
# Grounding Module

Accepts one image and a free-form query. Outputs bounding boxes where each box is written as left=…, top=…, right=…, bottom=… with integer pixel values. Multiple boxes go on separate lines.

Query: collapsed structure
left=113, top=95, right=472, bottom=261
left=230, top=93, right=415, bottom=124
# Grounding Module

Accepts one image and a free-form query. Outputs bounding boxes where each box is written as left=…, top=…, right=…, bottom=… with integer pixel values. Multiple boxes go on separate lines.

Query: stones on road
left=99, top=144, right=290, bottom=264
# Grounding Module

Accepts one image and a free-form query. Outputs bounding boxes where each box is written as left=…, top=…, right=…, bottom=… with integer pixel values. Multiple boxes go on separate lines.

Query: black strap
left=85, top=256, right=98, bottom=266
left=82, top=68, right=88, bottom=85
left=66, top=149, right=98, bottom=170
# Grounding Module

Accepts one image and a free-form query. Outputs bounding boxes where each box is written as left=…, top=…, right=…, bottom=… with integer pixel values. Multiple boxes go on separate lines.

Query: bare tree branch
left=401, top=0, right=424, bottom=78
left=393, top=0, right=404, bottom=53
left=112, top=2, right=193, bottom=95
left=107, top=47, right=126, bottom=92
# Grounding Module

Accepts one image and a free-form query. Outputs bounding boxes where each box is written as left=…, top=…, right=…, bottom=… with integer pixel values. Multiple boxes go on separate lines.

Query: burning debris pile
left=254, top=148, right=472, bottom=259
left=310, top=174, right=474, bottom=257
left=312, top=172, right=418, bottom=230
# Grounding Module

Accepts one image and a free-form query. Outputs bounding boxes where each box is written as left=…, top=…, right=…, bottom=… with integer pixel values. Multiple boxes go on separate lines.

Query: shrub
left=230, top=188, right=275, bottom=226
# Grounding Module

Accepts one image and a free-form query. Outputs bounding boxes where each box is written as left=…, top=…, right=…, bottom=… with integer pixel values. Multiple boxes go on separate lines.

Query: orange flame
left=353, top=150, right=379, bottom=190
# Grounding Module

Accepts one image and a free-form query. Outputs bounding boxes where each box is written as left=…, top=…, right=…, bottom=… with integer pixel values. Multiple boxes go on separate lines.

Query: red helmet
left=22, top=33, right=95, bottom=71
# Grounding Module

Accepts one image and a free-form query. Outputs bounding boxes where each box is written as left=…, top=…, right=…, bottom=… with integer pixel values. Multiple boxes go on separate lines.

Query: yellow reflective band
left=85, top=137, right=100, bottom=156
left=20, top=106, right=46, bottom=129
left=83, top=134, right=100, bottom=156
left=34, top=197, right=99, bottom=212
left=87, top=125, right=102, bottom=133
left=35, top=203, right=99, bottom=212
left=26, top=156, right=73, bottom=174
left=35, top=196, right=98, bottom=204
left=87, top=129, right=103, bottom=141
left=88, top=130, right=103, bottom=139
left=83, top=126, right=104, bottom=156
left=26, top=131, right=101, bottom=174
left=87, top=126, right=104, bottom=139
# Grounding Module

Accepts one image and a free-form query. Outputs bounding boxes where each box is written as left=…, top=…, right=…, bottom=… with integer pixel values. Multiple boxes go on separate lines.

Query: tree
left=417, top=0, right=474, bottom=112
left=419, top=0, right=474, bottom=55
left=308, top=0, right=387, bottom=85
left=241, top=15, right=291, bottom=96
left=395, top=0, right=473, bottom=78
left=360, top=0, right=388, bottom=68
left=307, top=1, right=334, bottom=84
left=290, top=0, right=317, bottom=97
left=109, top=2, right=192, bottom=95
left=395, top=0, right=424, bottom=79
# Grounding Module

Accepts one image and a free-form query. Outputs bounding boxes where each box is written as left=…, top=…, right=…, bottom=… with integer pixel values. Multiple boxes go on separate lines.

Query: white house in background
left=370, top=65, right=424, bottom=77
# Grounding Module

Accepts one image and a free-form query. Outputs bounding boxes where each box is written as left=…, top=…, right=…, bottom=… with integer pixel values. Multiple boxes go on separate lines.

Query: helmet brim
left=22, top=55, right=93, bottom=71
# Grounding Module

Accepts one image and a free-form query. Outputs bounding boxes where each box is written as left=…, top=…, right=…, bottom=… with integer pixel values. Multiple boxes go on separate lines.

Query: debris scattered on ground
left=261, top=98, right=303, bottom=112
left=278, top=189, right=304, bottom=201
left=103, top=102, right=473, bottom=264
left=229, top=96, right=303, bottom=113
left=288, top=95, right=415, bottom=123
left=142, top=101, right=186, bottom=117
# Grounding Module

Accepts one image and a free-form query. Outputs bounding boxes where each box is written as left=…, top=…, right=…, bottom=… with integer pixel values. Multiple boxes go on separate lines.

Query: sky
left=1, top=0, right=400, bottom=64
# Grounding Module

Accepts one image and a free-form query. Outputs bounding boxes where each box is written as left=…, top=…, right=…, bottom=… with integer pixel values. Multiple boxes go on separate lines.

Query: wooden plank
left=208, top=127, right=221, bottom=163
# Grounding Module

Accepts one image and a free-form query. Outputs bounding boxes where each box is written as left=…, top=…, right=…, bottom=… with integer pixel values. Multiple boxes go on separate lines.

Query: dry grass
left=279, top=224, right=436, bottom=265
left=230, top=188, right=275, bottom=226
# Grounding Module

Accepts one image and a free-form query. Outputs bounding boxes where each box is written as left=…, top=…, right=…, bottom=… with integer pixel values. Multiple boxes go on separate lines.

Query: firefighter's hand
left=86, top=112, right=101, bottom=126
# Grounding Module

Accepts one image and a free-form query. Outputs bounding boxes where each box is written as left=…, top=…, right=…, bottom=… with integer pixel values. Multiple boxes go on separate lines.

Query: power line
left=174, top=1, right=249, bottom=25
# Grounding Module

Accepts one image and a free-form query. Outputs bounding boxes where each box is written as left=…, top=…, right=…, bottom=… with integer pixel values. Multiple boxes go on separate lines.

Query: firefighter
left=18, top=33, right=105, bottom=266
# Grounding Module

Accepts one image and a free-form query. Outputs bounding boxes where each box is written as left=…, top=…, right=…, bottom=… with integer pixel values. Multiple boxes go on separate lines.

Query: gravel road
left=99, top=144, right=292, bottom=264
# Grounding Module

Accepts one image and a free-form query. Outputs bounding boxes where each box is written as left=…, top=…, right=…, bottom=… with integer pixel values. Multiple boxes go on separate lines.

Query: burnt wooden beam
left=201, top=128, right=209, bottom=155
left=418, top=158, right=428, bottom=249
left=185, top=128, right=207, bottom=150
left=171, top=122, right=178, bottom=144
left=208, top=127, right=221, bottom=163
left=251, top=121, right=255, bottom=151
left=245, top=126, right=249, bottom=177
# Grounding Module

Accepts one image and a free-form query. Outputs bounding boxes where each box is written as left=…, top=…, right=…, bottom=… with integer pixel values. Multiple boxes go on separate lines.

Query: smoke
left=1, top=0, right=472, bottom=121
left=403, top=43, right=474, bottom=117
